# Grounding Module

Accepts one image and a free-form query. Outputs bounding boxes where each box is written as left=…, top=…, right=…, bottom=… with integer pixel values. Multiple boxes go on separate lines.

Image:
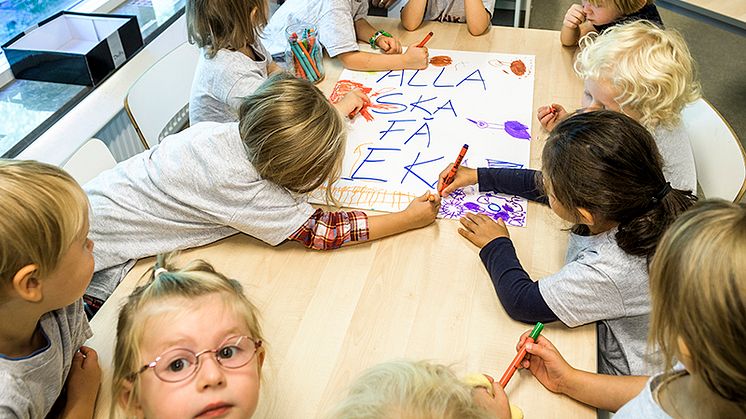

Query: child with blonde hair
left=188, top=0, right=281, bottom=124
left=513, top=200, right=746, bottom=417
left=0, top=160, right=100, bottom=418
left=263, top=0, right=429, bottom=71
left=439, top=111, right=697, bottom=376
left=84, top=73, right=440, bottom=308
left=112, top=253, right=265, bottom=418
left=401, top=0, right=495, bottom=36
left=561, top=0, right=663, bottom=46
left=326, top=360, right=512, bottom=419
left=539, top=21, right=700, bottom=192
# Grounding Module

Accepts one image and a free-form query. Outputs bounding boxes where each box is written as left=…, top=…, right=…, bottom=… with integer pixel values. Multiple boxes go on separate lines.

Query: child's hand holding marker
left=404, top=191, right=441, bottom=229
left=515, top=329, right=575, bottom=394
left=537, top=103, right=568, bottom=131
left=333, top=89, right=371, bottom=119
left=437, top=164, right=477, bottom=197
left=402, top=42, right=429, bottom=70
left=563, top=3, right=586, bottom=29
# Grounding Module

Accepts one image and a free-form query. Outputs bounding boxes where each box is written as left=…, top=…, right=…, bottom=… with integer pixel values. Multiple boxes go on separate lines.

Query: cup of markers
left=285, top=23, right=324, bottom=84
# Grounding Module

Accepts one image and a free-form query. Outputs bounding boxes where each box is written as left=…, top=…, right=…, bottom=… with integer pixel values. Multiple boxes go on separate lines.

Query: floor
left=493, top=0, right=746, bottom=149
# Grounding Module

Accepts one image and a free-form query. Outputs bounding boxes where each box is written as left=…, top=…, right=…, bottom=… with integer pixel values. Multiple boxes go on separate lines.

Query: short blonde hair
left=0, top=160, right=88, bottom=284
left=187, top=0, right=269, bottom=59
left=586, top=0, right=651, bottom=15
left=238, top=73, right=346, bottom=204
left=326, top=360, right=494, bottom=419
left=575, top=20, right=701, bottom=130
left=649, top=200, right=746, bottom=404
left=111, top=253, right=264, bottom=417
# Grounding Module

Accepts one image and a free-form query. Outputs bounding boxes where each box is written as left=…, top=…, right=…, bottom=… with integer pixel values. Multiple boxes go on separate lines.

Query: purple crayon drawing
left=466, top=118, right=531, bottom=140
left=438, top=185, right=526, bottom=227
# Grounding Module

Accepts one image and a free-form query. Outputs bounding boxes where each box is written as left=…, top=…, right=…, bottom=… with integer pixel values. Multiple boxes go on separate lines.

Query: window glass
left=1, top=0, right=84, bottom=48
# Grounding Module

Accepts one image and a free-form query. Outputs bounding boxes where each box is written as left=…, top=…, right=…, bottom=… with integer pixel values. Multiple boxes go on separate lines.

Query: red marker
left=417, top=31, right=434, bottom=48
left=439, top=144, right=469, bottom=195
left=499, top=322, right=544, bottom=388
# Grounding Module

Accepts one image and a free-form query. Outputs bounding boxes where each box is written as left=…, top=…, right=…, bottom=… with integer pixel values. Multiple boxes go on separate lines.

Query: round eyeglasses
left=129, top=335, right=262, bottom=383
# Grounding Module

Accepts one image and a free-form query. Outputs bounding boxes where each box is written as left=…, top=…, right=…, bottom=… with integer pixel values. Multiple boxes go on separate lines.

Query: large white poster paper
left=311, top=49, right=536, bottom=226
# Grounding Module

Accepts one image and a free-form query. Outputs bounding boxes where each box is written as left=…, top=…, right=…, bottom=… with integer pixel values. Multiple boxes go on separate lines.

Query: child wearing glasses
left=0, top=160, right=100, bottom=418
left=111, top=253, right=265, bottom=418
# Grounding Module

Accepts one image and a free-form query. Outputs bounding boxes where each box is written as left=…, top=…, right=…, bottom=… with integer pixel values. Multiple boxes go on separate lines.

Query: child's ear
left=255, top=346, right=266, bottom=379
left=11, top=264, right=43, bottom=303
left=576, top=207, right=595, bottom=225
left=119, top=379, right=144, bottom=418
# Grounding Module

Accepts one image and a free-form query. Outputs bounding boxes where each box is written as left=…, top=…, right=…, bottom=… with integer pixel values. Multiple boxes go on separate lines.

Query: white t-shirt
left=263, top=0, right=368, bottom=57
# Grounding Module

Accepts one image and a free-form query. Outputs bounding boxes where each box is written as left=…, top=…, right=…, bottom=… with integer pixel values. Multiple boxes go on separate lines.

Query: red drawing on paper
left=429, top=55, right=453, bottom=67
left=330, top=80, right=398, bottom=121
left=488, top=58, right=530, bottom=77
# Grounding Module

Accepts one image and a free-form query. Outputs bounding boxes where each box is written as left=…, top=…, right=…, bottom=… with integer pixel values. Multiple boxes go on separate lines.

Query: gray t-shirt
left=263, top=0, right=368, bottom=57
left=538, top=228, right=657, bottom=376
left=189, top=43, right=271, bottom=124
left=0, top=300, right=92, bottom=418
left=421, top=0, right=496, bottom=23
left=85, top=121, right=316, bottom=301
left=615, top=367, right=688, bottom=418
left=654, top=121, right=697, bottom=193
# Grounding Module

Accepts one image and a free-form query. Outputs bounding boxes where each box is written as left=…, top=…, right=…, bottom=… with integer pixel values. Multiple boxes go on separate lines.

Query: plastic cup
left=285, top=22, right=325, bottom=84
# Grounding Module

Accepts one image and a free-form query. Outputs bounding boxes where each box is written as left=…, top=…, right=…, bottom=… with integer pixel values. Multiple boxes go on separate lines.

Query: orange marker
left=296, top=40, right=321, bottom=78
left=439, top=144, right=469, bottom=195
left=499, top=322, right=544, bottom=388
left=417, top=31, right=434, bottom=48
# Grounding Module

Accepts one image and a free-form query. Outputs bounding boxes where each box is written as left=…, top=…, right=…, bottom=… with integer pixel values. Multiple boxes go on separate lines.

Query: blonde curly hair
left=575, top=20, right=701, bottom=130
left=585, top=0, right=652, bottom=15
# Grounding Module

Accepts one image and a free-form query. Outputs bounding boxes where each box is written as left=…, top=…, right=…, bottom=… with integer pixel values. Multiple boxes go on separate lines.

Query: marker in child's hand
left=438, top=144, right=469, bottom=195
left=417, top=31, right=434, bottom=48
left=499, top=322, right=544, bottom=388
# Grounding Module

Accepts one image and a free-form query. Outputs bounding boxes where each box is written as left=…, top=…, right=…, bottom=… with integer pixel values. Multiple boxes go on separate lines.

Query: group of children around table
left=1, top=0, right=745, bottom=418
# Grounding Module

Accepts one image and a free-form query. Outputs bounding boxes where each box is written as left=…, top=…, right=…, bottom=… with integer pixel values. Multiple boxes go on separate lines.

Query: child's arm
left=60, top=347, right=101, bottom=419
left=464, top=0, right=492, bottom=36
left=437, top=165, right=547, bottom=204
left=560, top=3, right=586, bottom=46
left=337, top=46, right=429, bottom=71
left=517, top=333, right=648, bottom=412
left=400, top=0, right=427, bottom=31
left=288, top=192, right=440, bottom=250
left=354, top=18, right=402, bottom=54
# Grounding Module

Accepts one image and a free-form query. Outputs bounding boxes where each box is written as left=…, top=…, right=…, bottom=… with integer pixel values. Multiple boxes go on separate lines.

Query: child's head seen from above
left=238, top=72, right=346, bottom=204
left=186, top=0, right=269, bottom=58
left=542, top=111, right=696, bottom=258
left=112, top=253, right=265, bottom=419
left=0, top=160, right=92, bottom=308
left=575, top=20, right=700, bottom=130
left=649, top=200, right=746, bottom=405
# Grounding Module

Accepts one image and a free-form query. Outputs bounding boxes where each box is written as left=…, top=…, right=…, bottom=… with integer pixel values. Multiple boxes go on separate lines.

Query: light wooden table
left=87, top=17, right=594, bottom=418
left=658, top=0, right=746, bottom=36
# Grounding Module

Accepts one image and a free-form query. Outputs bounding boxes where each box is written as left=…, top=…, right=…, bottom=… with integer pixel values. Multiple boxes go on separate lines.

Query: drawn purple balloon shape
left=504, top=120, right=531, bottom=140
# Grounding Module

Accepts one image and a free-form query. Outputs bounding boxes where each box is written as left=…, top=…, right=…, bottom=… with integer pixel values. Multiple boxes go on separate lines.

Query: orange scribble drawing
left=429, top=55, right=453, bottom=67
left=313, top=184, right=419, bottom=211
left=488, top=58, right=530, bottom=77
left=330, top=80, right=398, bottom=122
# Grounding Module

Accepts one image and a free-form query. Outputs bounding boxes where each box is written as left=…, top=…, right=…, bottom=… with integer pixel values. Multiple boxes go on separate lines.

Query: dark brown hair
left=186, top=0, right=269, bottom=59
left=542, top=110, right=697, bottom=259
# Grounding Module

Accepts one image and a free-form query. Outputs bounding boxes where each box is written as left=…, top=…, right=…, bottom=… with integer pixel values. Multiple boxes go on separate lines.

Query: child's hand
left=459, top=213, right=509, bottom=248
left=334, top=89, right=371, bottom=119
left=537, top=103, right=568, bottom=132
left=403, top=44, right=429, bottom=70
left=404, top=191, right=441, bottom=228
left=563, top=4, right=586, bottom=29
left=472, top=382, right=512, bottom=419
left=517, top=333, right=574, bottom=394
left=63, top=346, right=101, bottom=414
left=437, top=164, right=478, bottom=197
left=377, top=35, right=402, bottom=54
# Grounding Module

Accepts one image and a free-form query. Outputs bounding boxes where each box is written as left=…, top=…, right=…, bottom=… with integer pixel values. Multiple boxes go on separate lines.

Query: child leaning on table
left=187, top=0, right=281, bottom=124
left=326, top=360, right=513, bottom=419
left=439, top=111, right=697, bottom=376
left=540, top=21, right=700, bottom=192
left=0, top=160, right=100, bottom=418
left=400, top=0, right=495, bottom=36
left=513, top=200, right=746, bottom=417
left=84, top=72, right=441, bottom=309
left=262, top=0, right=429, bottom=71
left=560, top=0, right=663, bottom=47
left=111, top=253, right=266, bottom=418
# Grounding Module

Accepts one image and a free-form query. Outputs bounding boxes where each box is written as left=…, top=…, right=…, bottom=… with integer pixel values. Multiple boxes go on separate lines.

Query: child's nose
left=196, top=356, right=226, bottom=390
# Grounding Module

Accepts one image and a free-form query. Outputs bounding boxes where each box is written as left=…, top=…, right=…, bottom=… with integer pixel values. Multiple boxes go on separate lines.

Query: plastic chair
left=514, top=0, right=532, bottom=28
left=62, top=138, right=117, bottom=185
left=124, top=42, right=200, bottom=149
left=682, top=98, right=746, bottom=202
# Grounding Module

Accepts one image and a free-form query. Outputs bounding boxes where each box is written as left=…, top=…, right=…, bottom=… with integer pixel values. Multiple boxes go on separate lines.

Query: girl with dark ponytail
left=438, top=110, right=696, bottom=377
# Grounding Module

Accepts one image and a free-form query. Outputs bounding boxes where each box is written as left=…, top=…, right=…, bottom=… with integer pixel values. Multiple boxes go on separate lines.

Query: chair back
left=124, top=42, right=200, bottom=149
left=682, top=98, right=746, bottom=202
left=62, top=138, right=117, bottom=185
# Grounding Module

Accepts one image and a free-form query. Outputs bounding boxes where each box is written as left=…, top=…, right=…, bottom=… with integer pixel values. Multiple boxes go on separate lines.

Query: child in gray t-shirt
left=441, top=111, right=697, bottom=376
left=264, top=0, right=429, bottom=71
left=0, top=161, right=99, bottom=418
left=187, top=0, right=280, bottom=124
left=401, top=0, right=496, bottom=36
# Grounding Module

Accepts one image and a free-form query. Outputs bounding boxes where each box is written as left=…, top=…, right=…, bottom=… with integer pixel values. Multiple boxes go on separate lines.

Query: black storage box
left=1, top=11, right=143, bottom=86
